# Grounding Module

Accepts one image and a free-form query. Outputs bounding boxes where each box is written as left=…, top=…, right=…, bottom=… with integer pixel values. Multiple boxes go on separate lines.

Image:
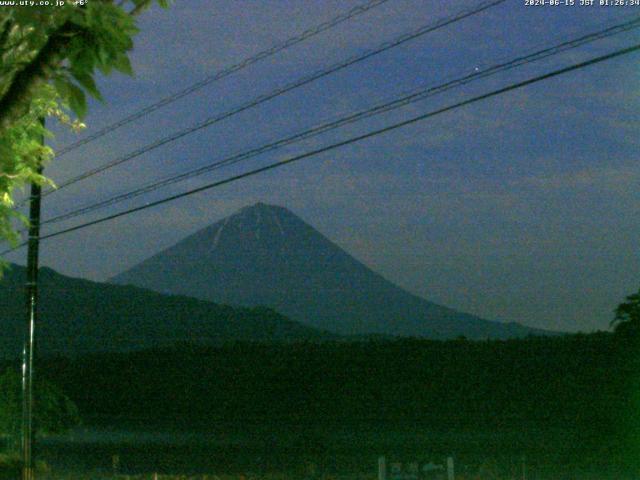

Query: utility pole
left=22, top=120, right=43, bottom=480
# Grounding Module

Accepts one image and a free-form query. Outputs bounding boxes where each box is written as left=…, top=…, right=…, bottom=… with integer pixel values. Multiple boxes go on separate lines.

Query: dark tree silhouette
left=0, top=368, right=80, bottom=447
left=611, top=288, right=640, bottom=337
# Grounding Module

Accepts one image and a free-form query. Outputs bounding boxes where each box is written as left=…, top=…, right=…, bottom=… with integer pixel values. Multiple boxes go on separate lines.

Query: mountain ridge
left=0, top=263, right=333, bottom=358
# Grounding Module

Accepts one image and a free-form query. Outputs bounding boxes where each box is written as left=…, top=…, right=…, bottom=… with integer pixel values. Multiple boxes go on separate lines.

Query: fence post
left=447, top=457, right=454, bottom=480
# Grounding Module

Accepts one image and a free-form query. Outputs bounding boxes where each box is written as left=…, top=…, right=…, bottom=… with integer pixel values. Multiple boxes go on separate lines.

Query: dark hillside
left=0, top=264, right=331, bottom=358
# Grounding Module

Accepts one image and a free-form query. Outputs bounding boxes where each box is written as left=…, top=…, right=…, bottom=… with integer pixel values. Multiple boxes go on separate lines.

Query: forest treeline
left=2, top=331, right=639, bottom=471
left=30, top=333, right=638, bottom=435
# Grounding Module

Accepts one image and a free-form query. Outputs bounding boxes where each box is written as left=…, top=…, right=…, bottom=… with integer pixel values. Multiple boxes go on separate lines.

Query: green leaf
left=52, top=77, right=70, bottom=99
left=68, top=9, right=87, bottom=28
left=67, top=35, right=97, bottom=74
left=95, top=43, right=110, bottom=70
left=71, top=70, right=103, bottom=101
left=112, top=54, right=133, bottom=76
left=66, top=82, right=87, bottom=118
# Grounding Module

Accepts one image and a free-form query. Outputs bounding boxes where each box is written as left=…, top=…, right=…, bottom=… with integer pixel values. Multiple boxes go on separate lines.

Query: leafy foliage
left=0, top=1, right=169, bottom=257
left=0, top=368, right=80, bottom=440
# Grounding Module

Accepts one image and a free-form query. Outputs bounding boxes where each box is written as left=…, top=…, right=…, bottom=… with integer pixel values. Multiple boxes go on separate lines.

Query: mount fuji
left=111, top=203, right=552, bottom=339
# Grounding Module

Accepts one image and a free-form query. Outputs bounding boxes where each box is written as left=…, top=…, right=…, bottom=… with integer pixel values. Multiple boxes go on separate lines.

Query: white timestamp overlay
left=525, top=0, right=640, bottom=5
left=0, top=0, right=87, bottom=7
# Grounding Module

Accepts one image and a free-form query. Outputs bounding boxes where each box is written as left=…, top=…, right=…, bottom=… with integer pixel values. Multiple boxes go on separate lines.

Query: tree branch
left=0, top=17, right=13, bottom=51
left=0, top=21, right=78, bottom=132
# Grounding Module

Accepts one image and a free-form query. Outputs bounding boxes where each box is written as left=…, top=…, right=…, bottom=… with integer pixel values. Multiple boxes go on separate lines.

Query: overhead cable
left=39, top=15, right=640, bottom=227
left=40, top=0, right=507, bottom=199
left=1, top=41, right=635, bottom=255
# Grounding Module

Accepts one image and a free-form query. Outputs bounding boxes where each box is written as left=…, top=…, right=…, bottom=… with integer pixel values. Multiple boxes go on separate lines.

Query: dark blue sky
left=8, top=0, right=639, bottom=332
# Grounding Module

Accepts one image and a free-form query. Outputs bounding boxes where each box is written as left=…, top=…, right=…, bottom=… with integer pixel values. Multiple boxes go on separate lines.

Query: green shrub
left=0, top=453, right=21, bottom=480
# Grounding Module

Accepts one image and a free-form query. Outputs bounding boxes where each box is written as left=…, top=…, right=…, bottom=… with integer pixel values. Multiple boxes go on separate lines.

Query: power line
left=40, top=0, right=507, bottom=199
left=53, top=0, right=392, bottom=157
left=37, top=15, right=640, bottom=227
left=2, top=41, right=636, bottom=254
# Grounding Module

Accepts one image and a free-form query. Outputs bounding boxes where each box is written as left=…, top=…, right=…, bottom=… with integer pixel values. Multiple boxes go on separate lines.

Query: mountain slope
left=112, top=203, right=551, bottom=339
left=0, top=263, right=331, bottom=358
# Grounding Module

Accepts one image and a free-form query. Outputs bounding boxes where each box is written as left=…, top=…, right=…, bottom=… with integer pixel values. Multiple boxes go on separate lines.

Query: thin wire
left=38, top=15, right=640, bottom=227
left=53, top=0, right=393, bottom=157
left=2, top=41, right=636, bottom=254
left=39, top=0, right=507, bottom=199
